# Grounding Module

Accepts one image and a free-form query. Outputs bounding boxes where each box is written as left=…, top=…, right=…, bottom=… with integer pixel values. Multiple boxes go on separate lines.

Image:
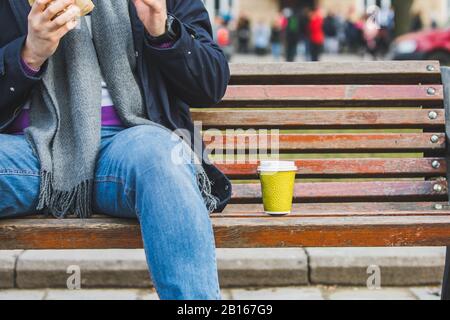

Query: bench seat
left=2, top=60, right=450, bottom=250
left=1, top=202, right=450, bottom=249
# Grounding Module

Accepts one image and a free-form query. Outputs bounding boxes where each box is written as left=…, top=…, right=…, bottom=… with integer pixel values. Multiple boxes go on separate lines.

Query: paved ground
left=1, top=248, right=446, bottom=289
left=0, top=286, right=441, bottom=300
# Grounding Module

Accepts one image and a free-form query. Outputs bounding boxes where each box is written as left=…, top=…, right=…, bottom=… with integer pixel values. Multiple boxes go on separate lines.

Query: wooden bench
left=1, top=61, right=450, bottom=251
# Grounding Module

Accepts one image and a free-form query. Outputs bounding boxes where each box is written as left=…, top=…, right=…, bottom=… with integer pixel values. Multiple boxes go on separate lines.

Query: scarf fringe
left=37, top=168, right=217, bottom=218
left=196, top=168, right=219, bottom=214
left=37, top=171, right=93, bottom=219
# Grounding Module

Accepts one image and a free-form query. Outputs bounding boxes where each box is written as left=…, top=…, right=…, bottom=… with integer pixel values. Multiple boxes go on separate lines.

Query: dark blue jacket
left=0, top=0, right=232, bottom=212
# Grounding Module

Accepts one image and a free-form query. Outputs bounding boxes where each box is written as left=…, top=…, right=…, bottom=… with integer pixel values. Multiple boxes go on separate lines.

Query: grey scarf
left=25, top=0, right=209, bottom=218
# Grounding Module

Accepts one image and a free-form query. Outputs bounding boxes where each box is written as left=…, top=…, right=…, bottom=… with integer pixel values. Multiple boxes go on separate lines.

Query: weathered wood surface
left=2, top=210, right=450, bottom=249
left=212, top=216, right=450, bottom=247
left=217, top=85, right=443, bottom=107
left=215, top=158, right=446, bottom=179
left=22, top=202, right=450, bottom=219
left=229, top=61, right=442, bottom=85
left=192, top=109, right=445, bottom=129
left=204, top=133, right=446, bottom=153
left=230, top=181, right=448, bottom=203
left=218, top=202, right=450, bottom=217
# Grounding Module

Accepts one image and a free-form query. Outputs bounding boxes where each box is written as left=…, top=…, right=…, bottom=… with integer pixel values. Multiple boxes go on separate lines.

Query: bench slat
left=22, top=202, right=450, bottom=219
left=215, top=158, right=446, bottom=179
left=213, top=215, right=450, bottom=247
left=218, top=85, right=443, bottom=108
left=205, top=133, right=445, bottom=153
left=229, top=61, right=442, bottom=85
left=193, top=109, right=445, bottom=129
left=230, top=181, right=448, bottom=203
left=219, top=202, right=450, bottom=217
left=2, top=212, right=450, bottom=249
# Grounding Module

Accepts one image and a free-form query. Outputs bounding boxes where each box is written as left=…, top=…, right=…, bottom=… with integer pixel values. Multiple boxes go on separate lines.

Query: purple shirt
left=8, top=39, right=175, bottom=135
left=7, top=105, right=124, bottom=135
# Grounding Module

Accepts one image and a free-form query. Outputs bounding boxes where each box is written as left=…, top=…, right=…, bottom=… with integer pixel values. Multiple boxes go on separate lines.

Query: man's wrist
left=146, top=15, right=180, bottom=45
left=21, top=57, right=41, bottom=77
left=21, top=43, right=45, bottom=70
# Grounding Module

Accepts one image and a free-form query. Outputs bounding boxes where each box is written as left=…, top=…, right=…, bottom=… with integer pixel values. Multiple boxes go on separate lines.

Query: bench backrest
left=192, top=61, right=447, bottom=205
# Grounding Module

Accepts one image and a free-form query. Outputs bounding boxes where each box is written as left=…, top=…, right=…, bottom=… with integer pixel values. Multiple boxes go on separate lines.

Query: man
left=0, top=0, right=231, bottom=300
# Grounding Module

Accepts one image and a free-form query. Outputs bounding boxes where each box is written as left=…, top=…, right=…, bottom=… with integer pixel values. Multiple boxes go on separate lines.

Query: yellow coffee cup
left=258, top=161, right=297, bottom=216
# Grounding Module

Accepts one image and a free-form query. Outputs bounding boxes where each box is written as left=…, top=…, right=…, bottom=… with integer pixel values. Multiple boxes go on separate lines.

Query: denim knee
left=108, top=125, right=197, bottom=190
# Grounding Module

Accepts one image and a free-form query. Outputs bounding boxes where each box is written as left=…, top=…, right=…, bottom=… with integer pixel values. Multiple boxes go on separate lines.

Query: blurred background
left=203, top=0, right=450, bottom=65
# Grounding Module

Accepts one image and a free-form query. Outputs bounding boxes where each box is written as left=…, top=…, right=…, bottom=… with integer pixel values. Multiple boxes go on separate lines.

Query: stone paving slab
left=307, top=247, right=446, bottom=286
left=16, top=249, right=151, bottom=289
left=0, top=251, right=23, bottom=289
left=0, top=247, right=446, bottom=289
left=14, top=249, right=309, bottom=289
left=44, top=289, right=158, bottom=300
left=0, top=289, right=46, bottom=300
left=323, top=287, right=416, bottom=300
left=218, top=248, right=308, bottom=287
left=2, top=286, right=438, bottom=300
left=409, top=287, right=441, bottom=300
left=229, top=287, right=324, bottom=300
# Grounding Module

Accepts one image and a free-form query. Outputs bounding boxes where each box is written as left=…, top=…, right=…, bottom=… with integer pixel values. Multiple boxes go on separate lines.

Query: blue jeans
left=0, top=125, right=221, bottom=300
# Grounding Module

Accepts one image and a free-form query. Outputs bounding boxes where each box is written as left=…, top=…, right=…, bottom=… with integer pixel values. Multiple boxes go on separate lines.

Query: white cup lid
left=257, top=161, right=297, bottom=172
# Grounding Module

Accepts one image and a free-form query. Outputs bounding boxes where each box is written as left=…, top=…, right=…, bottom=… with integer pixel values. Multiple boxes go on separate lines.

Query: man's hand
left=132, top=0, right=167, bottom=37
left=22, top=0, right=81, bottom=70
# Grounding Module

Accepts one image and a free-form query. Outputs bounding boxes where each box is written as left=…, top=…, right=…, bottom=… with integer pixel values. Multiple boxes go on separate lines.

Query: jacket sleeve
left=143, top=0, right=230, bottom=107
left=0, top=36, right=45, bottom=129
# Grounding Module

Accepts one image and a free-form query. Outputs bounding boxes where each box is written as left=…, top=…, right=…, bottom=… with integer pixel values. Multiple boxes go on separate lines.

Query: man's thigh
left=0, top=134, right=41, bottom=218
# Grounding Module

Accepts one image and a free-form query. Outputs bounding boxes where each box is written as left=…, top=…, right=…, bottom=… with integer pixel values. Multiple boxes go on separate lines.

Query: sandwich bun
left=28, top=0, right=95, bottom=17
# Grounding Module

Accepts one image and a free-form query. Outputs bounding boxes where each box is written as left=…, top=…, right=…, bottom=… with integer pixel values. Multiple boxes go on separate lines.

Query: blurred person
left=379, top=4, right=395, bottom=34
left=308, top=5, right=324, bottom=62
left=253, top=20, right=271, bottom=56
left=279, top=9, right=289, bottom=30
left=323, top=11, right=339, bottom=54
left=365, top=4, right=391, bottom=59
left=410, top=11, right=423, bottom=32
left=271, top=19, right=283, bottom=61
left=343, top=6, right=356, bottom=53
left=431, top=13, right=439, bottom=29
left=431, top=20, right=438, bottom=29
left=284, top=7, right=300, bottom=62
left=222, top=11, right=233, bottom=25
left=215, top=16, right=233, bottom=61
left=298, top=7, right=311, bottom=60
left=335, top=13, right=347, bottom=53
left=353, top=16, right=366, bottom=54
left=377, top=5, right=395, bottom=56
left=236, top=14, right=251, bottom=53
left=213, top=15, right=222, bottom=37
left=363, top=6, right=381, bottom=59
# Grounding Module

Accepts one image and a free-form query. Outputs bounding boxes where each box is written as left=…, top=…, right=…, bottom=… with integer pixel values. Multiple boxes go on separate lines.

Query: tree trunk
left=392, top=0, right=414, bottom=36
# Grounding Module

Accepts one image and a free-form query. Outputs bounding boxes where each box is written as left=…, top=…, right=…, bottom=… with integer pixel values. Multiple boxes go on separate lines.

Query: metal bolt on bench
left=429, top=111, right=438, bottom=120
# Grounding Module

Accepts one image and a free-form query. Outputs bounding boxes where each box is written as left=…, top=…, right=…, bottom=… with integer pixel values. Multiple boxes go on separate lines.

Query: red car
left=391, top=28, right=450, bottom=65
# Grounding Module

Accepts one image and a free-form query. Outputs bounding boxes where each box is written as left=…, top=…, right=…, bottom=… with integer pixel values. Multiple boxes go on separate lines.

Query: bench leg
left=443, top=247, right=450, bottom=300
